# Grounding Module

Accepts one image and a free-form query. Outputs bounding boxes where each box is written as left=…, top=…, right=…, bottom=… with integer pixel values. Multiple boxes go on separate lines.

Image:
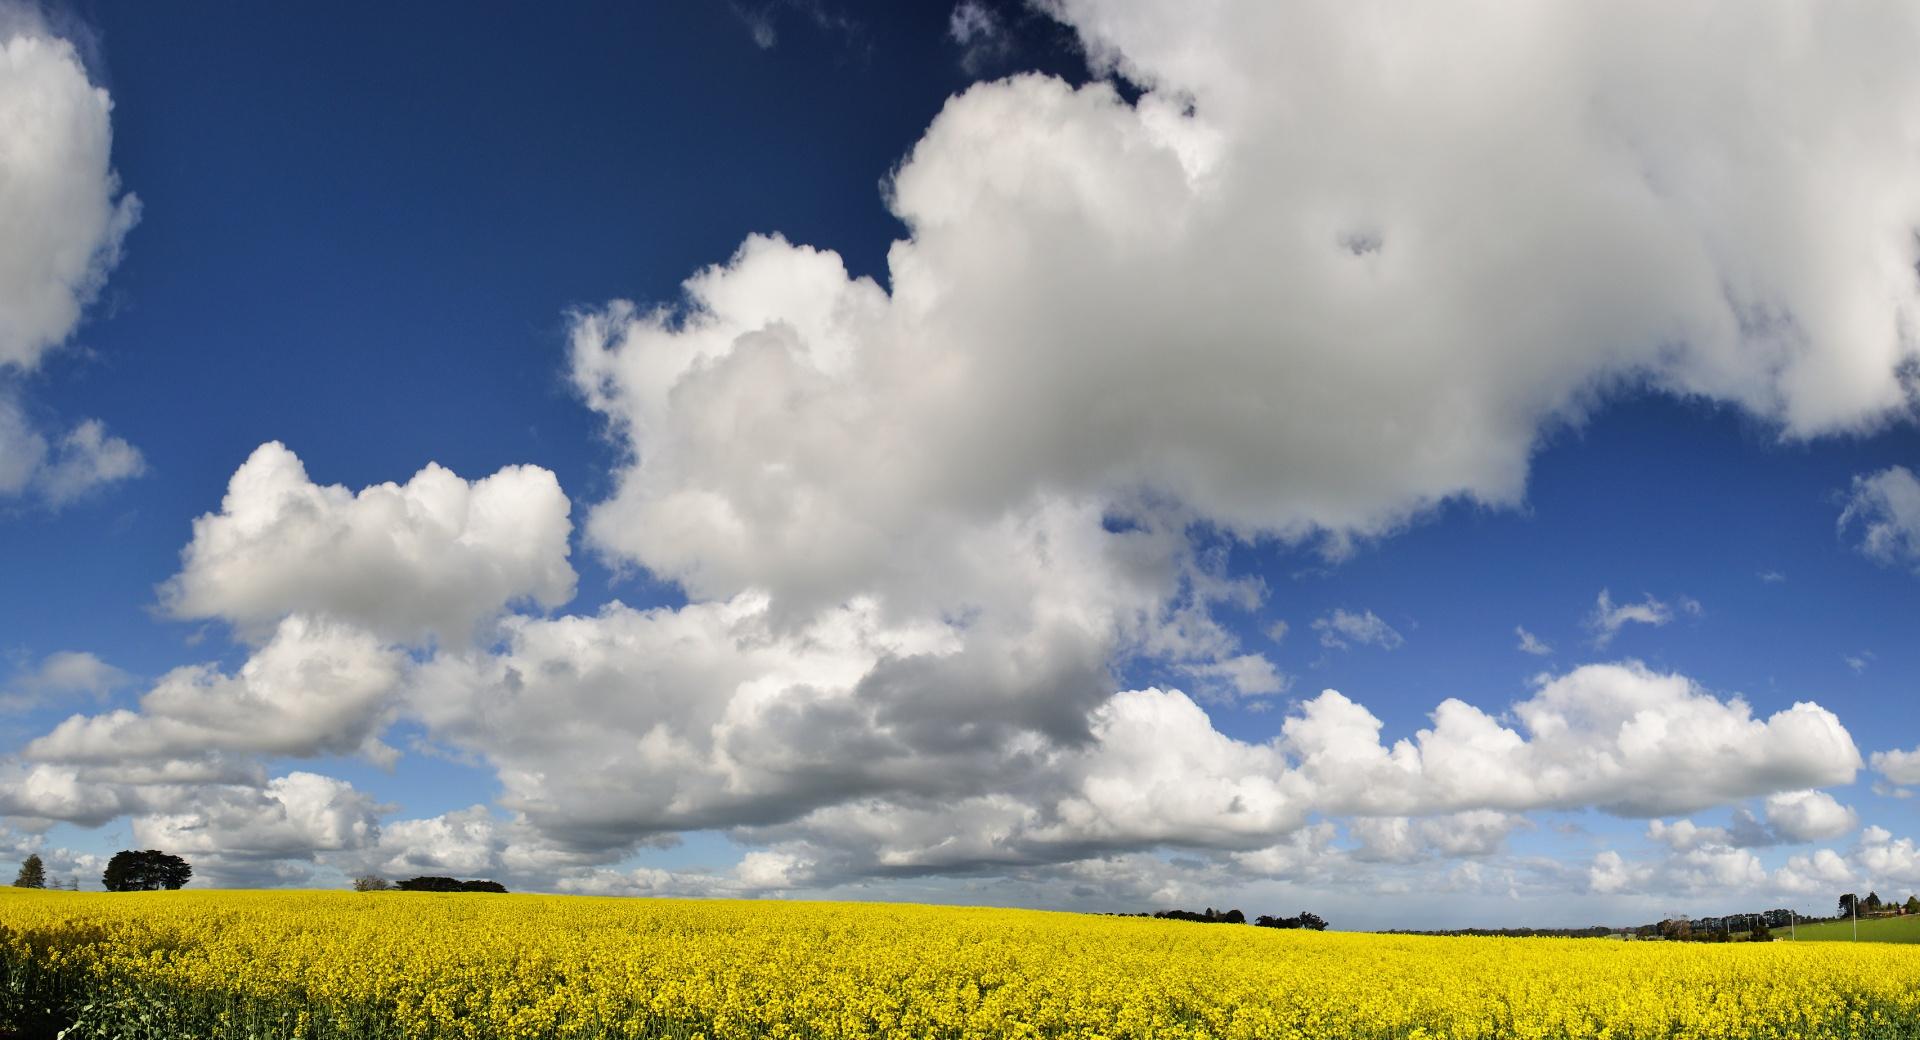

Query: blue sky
left=3, top=0, right=1919, bottom=929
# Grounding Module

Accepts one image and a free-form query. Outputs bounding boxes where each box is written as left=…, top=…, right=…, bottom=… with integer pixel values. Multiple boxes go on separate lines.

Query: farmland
left=7, top=889, right=1920, bottom=1039
left=1784, top=914, right=1920, bottom=944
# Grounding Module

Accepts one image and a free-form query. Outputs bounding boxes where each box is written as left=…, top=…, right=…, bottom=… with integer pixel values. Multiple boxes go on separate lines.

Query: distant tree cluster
left=1255, top=912, right=1328, bottom=931
left=1107, top=907, right=1328, bottom=930
left=393, top=876, right=508, bottom=893
left=102, top=850, right=191, bottom=892
left=1153, top=907, right=1245, bottom=924
left=353, top=875, right=391, bottom=892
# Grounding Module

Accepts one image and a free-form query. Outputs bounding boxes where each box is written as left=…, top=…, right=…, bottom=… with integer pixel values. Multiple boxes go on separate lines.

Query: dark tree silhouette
left=101, top=850, right=191, bottom=891
left=395, top=876, right=508, bottom=893
left=1839, top=893, right=1858, bottom=917
left=12, top=853, right=45, bottom=888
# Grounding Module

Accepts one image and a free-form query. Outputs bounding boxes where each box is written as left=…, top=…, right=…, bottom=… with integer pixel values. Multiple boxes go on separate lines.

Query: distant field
left=10, top=890, right=1920, bottom=1038
left=1784, top=914, right=1920, bottom=943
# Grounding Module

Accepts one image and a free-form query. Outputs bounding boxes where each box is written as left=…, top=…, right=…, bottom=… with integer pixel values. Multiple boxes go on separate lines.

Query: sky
left=1, top=0, right=1919, bottom=930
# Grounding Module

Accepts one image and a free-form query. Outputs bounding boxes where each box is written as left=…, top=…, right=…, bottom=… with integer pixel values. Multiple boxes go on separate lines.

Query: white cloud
left=27, top=615, right=404, bottom=771
left=1840, top=467, right=1920, bottom=572
left=1, top=649, right=127, bottom=710
left=1584, top=589, right=1673, bottom=647
left=132, top=771, right=386, bottom=887
left=1775, top=847, right=1856, bottom=894
left=1350, top=811, right=1523, bottom=863
left=0, top=24, right=140, bottom=370
left=1853, top=825, right=1920, bottom=889
left=1844, top=651, right=1874, bottom=673
left=15, top=0, right=1920, bottom=899
left=1514, top=626, right=1551, bottom=656
left=0, top=21, right=142, bottom=509
left=1872, top=747, right=1920, bottom=786
left=33, top=418, right=144, bottom=504
left=1312, top=608, right=1403, bottom=651
left=1281, top=662, right=1859, bottom=819
left=1647, top=818, right=1728, bottom=852
left=1764, top=790, right=1858, bottom=843
left=0, top=394, right=142, bottom=506
left=158, top=443, right=575, bottom=645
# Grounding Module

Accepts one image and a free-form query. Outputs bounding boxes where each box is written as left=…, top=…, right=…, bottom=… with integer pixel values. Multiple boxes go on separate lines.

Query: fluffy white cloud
left=0, top=24, right=139, bottom=370
left=1840, top=466, right=1920, bottom=572
left=1853, top=825, right=1920, bottom=888
left=1763, top=790, right=1859, bottom=844
left=1349, top=811, right=1523, bottom=864
left=159, top=443, right=575, bottom=645
left=1311, top=608, right=1403, bottom=651
left=1872, top=746, right=1920, bottom=786
left=0, top=21, right=142, bottom=508
left=27, top=615, right=404, bottom=772
left=1774, top=847, right=1856, bottom=894
left=132, top=772, right=385, bottom=887
left=1282, top=663, right=1858, bottom=819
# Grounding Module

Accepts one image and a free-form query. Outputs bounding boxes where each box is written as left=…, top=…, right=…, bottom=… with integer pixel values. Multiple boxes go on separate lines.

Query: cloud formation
left=0, top=24, right=139, bottom=370
left=159, top=443, right=575, bottom=646
left=1841, top=466, right=1920, bottom=573
left=0, top=19, right=142, bottom=507
left=7, top=0, right=1919, bottom=902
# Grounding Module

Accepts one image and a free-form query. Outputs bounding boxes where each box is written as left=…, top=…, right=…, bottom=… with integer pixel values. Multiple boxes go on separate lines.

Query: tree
left=101, top=850, right=192, bottom=892
left=1905, top=895, right=1919, bottom=916
left=12, top=854, right=45, bottom=889
left=1297, top=911, right=1329, bottom=931
left=352, top=875, right=391, bottom=892
left=1865, top=891, right=1883, bottom=912
left=1839, top=893, right=1858, bottom=918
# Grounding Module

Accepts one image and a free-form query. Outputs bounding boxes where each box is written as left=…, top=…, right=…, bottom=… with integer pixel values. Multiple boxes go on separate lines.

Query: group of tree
left=1153, top=907, right=1246, bottom=924
left=1104, top=907, right=1329, bottom=929
left=1387, top=925, right=1615, bottom=939
left=387, top=876, right=509, bottom=893
left=1254, top=912, right=1328, bottom=931
left=1837, top=892, right=1920, bottom=918
left=101, top=850, right=191, bottom=892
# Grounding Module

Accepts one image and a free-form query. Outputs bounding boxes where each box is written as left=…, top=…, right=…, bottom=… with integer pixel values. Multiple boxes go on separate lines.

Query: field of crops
left=7, top=889, right=1920, bottom=1039
left=1786, top=915, right=1920, bottom=944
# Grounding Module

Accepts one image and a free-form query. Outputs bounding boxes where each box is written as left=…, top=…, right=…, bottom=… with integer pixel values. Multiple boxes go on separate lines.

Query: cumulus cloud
left=1872, top=746, right=1920, bottom=786
left=1650, top=791, right=1858, bottom=850
left=1764, top=790, right=1859, bottom=844
left=0, top=19, right=142, bottom=508
left=14, top=0, right=1920, bottom=897
left=132, top=771, right=386, bottom=888
left=1775, top=847, right=1856, bottom=894
left=0, top=21, right=140, bottom=370
left=1312, top=608, right=1403, bottom=651
left=27, top=615, right=404, bottom=773
left=158, top=442, right=575, bottom=645
left=1584, top=590, right=1674, bottom=647
left=1840, top=466, right=1920, bottom=572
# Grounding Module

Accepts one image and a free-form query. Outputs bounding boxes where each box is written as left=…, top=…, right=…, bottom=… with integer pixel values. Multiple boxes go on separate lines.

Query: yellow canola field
left=4, top=888, right=1920, bottom=1040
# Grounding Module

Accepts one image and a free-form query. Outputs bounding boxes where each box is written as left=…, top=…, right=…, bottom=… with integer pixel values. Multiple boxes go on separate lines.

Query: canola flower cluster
left=4, top=888, right=1920, bottom=1039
